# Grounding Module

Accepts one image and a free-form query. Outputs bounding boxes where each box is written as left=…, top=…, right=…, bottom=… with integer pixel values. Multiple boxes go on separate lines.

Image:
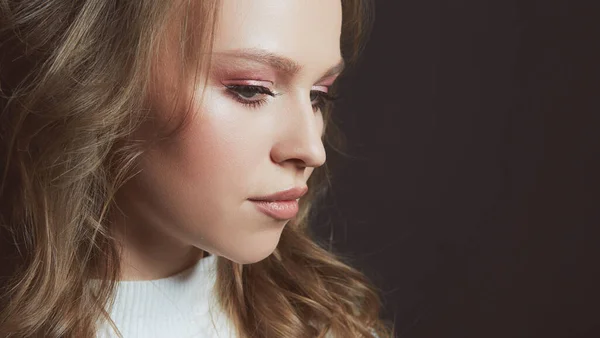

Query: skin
left=112, top=0, right=343, bottom=280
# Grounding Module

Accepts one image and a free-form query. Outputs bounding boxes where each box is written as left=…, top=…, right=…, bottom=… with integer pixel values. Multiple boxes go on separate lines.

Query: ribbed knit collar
left=96, top=254, right=236, bottom=337
left=108, top=254, right=217, bottom=318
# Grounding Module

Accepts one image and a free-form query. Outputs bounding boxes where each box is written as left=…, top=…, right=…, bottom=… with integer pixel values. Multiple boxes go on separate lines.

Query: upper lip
left=249, top=186, right=308, bottom=201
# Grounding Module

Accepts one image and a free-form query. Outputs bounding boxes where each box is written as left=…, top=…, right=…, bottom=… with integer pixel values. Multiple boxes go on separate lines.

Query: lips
left=248, top=186, right=308, bottom=220
left=250, top=200, right=300, bottom=220
left=248, top=186, right=308, bottom=202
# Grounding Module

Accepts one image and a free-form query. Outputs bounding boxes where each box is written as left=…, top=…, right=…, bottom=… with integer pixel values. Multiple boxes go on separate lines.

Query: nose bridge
left=270, top=93, right=326, bottom=168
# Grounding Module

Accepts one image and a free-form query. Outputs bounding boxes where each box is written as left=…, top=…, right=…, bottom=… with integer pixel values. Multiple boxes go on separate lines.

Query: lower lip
left=249, top=199, right=299, bottom=220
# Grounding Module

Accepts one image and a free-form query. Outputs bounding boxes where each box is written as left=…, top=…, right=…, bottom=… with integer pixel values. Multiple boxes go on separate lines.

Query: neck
left=108, top=198, right=207, bottom=281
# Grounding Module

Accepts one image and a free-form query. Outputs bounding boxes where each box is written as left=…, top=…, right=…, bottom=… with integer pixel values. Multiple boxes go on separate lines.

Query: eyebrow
left=212, top=48, right=345, bottom=81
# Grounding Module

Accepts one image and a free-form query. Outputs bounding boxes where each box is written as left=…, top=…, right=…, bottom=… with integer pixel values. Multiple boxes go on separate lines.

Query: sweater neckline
left=96, top=254, right=238, bottom=337
left=115, top=253, right=216, bottom=285
left=107, top=254, right=218, bottom=318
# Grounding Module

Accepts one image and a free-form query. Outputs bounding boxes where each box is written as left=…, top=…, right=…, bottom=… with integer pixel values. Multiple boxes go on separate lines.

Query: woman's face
left=115, top=0, right=343, bottom=274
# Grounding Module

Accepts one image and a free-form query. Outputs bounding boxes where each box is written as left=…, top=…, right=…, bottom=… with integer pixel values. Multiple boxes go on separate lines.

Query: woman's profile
left=0, top=0, right=395, bottom=337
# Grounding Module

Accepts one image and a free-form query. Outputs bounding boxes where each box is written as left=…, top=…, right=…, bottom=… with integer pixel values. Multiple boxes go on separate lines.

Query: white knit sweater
left=95, top=254, right=236, bottom=338
left=95, top=254, right=380, bottom=338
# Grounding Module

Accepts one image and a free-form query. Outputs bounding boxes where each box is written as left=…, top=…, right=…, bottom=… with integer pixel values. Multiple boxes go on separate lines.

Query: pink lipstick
left=248, top=186, right=307, bottom=220
left=250, top=200, right=299, bottom=220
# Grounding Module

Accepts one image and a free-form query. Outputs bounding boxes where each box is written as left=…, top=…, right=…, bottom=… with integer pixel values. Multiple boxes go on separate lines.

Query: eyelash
left=224, top=84, right=339, bottom=112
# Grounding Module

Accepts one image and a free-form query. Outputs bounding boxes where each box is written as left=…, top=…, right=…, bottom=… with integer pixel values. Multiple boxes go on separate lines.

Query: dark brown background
left=312, top=1, right=599, bottom=337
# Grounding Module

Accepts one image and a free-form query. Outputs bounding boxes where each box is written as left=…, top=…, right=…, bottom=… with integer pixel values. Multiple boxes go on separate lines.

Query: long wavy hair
left=0, top=0, right=395, bottom=337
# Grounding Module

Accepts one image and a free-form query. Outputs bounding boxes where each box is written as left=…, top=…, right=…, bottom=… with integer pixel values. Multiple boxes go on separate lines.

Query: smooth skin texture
left=112, top=0, right=343, bottom=280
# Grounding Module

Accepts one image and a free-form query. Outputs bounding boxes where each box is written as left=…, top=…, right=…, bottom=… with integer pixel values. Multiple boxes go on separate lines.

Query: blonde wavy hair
left=0, top=0, right=396, bottom=337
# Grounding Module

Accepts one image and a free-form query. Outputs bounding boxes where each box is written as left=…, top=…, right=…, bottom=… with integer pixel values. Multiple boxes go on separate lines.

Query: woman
left=0, top=0, right=395, bottom=337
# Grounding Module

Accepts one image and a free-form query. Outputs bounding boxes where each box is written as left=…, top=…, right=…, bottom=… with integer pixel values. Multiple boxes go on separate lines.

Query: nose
left=270, top=94, right=327, bottom=169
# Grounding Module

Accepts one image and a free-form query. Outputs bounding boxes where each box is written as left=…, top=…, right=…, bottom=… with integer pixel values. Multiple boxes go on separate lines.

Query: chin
left=220, top=240, right=281, bottom=265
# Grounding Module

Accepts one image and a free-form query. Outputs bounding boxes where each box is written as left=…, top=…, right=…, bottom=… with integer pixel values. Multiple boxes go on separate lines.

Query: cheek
left=163, top=114, right=254, bottom=193
left=154, top=94, right=270, bottom=202
left=139, top=80, right=270, bottom=205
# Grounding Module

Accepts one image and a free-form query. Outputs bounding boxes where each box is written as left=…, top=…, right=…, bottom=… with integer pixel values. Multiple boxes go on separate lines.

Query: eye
left=310, top=90, right=338, bottom=112
left=226, top=85, right=275, bottom=101
left=224, top=84, right=277, bottom=109
left=310, top=91, right=321, bottom=102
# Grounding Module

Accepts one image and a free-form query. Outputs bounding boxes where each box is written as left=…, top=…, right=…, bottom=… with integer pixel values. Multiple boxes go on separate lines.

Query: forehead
left=213, top=0, right=343, bottom=72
